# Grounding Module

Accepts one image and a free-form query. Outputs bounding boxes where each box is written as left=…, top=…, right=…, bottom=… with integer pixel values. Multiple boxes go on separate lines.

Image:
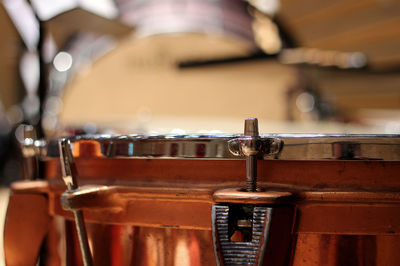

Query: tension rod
left=244, top=118, right=259, bottom=192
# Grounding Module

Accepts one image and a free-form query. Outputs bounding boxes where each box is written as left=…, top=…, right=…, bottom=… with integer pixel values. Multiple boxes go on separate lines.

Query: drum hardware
left=212, top=205, right=274, bottom=265
left=6, top=119, right=400, bottom=265
left=211, top=193, right=295, bottom=266
left=212, top=118, right=292, bottom=265
left=227, top=118, right=282, bottom=191
left=20, top=124, right=46, bottom=180
left=59, top=139, right=93, bottom=266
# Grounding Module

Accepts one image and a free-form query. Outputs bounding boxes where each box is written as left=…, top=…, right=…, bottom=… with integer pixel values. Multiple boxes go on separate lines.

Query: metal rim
left=40, top=133, right=400, bottom=161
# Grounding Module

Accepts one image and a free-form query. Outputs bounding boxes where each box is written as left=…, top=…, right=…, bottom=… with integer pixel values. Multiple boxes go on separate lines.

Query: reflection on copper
left=64, top=224, right=216, bottom=266
left=174, top=235, right=190, bottom=266
left=110, top=226, right=123, bottom=266
left=292, top=234, right=387, bottom=266
left=65, top=220, right=83, bottom=266
left=145, top=229, right=166, bottom=266
left=73, top=140, right=103, bottom=157
left=189, top=231, right=201, bottom=266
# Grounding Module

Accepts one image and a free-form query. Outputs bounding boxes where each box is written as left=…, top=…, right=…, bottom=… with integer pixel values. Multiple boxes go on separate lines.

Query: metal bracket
left=211, top=188, right=294, bottom=266
left=212, top=205, right=273, bottom=266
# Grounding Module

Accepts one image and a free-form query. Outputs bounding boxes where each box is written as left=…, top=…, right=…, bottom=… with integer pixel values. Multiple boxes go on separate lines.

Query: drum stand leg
left=59, top=139, right=93, bottom=266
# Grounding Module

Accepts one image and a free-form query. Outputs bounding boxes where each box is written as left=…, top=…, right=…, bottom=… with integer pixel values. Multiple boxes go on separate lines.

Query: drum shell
left=34, top=157, right=400, bottom=266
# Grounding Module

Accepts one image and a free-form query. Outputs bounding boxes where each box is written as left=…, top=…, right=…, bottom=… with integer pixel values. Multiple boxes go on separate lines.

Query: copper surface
left=55, top=189, right=213, bottom=230
left=4, top=192, right=50, bottom=265
left=296, top=203, right=400, bottom=235
left=51, top=183, right=400, bottom=235
left=63, top=223, right=216, bottom=266
left=213, top=188, right=293, bottom=204
left=292, top=234, right=400, bottom=266
left=5, top=157, right=400, bottom=265
left=44, top=158, right=400, bottom=191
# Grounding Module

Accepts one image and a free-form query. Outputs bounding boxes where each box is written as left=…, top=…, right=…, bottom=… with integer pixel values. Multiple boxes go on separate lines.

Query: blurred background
left=0, top=0, right=399, bottom=263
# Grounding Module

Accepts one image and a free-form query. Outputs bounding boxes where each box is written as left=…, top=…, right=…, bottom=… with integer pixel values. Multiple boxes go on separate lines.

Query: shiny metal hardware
left=244, top=118, right=259, bottom=192
left=227, top=136, right=282, bottom=158
left=21, top=125, right=47, bottom=159
left=42, top=134, right=400, bottom=161
left=21, top=125, right=37, bottom=158
left=20, top=125, right=47, bottom=180
left=212, top=205, right=273, bottom=266
left=59, top=139, right=93, bottom=266
left=245, top=118, right=259, bottom=192
left=20, top=125, right=43, bottom=180
left=212, top=118, right=292, bottom=265
left=21, top=125, right=37, bottom=180
left=228, top=118, right=282, bottom=191
left=211, top=188, right=295, bottom=266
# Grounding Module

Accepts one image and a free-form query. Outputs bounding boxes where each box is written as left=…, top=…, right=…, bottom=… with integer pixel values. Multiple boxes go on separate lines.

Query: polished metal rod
left=244, top=118, right=259, bottom=192
left=73, top=211, right=93, bottom=266
left=59, top=139, right=93, bottom=266
left=246, top=155, right=257, bottom=192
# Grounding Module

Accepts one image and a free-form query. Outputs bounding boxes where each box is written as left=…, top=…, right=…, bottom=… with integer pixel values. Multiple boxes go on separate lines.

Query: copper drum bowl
left=5, top=131, right=400, bottom=265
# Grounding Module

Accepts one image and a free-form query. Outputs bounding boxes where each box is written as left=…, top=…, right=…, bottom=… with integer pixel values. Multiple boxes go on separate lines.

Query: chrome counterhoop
left=37, top=131, right=400, bottom=161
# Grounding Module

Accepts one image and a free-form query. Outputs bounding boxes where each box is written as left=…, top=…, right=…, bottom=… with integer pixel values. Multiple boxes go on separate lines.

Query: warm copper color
left=4, top=192, right=50, bottom=265
left=5, top=157, right=400, bottom=265
left=44, top=158, right=400, bottom=191
left=63, top=223, right=216, bottom=266
left=43, top=186, right=400, bottom=236
left=292, top=234, right=400, bottom=266
left=296, top=202, right=400, bottom=235
left=213, top=188, right=292, bottom=204
left=5, top=182, right=386, bottom=237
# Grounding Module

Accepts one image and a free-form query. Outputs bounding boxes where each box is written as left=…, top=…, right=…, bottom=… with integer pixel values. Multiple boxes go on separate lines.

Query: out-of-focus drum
left=41, top=0, right=297, bottom=138
left=5, top=119, right=400, bottom=266
left=44, top=0, right=271, bottom=137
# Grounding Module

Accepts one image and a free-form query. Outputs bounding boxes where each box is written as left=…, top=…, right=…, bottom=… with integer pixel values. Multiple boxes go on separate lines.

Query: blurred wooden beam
left=278, top=0, right=400, bottom=69
left=45, top=8, right=132, bottom=49
left=305, top=17, right=400, bottom=50
left=279, top=0, right=348, bottom=23
left=306, top=68, right=400, bottom=112
left=288, top=0, right=375, bottom=28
